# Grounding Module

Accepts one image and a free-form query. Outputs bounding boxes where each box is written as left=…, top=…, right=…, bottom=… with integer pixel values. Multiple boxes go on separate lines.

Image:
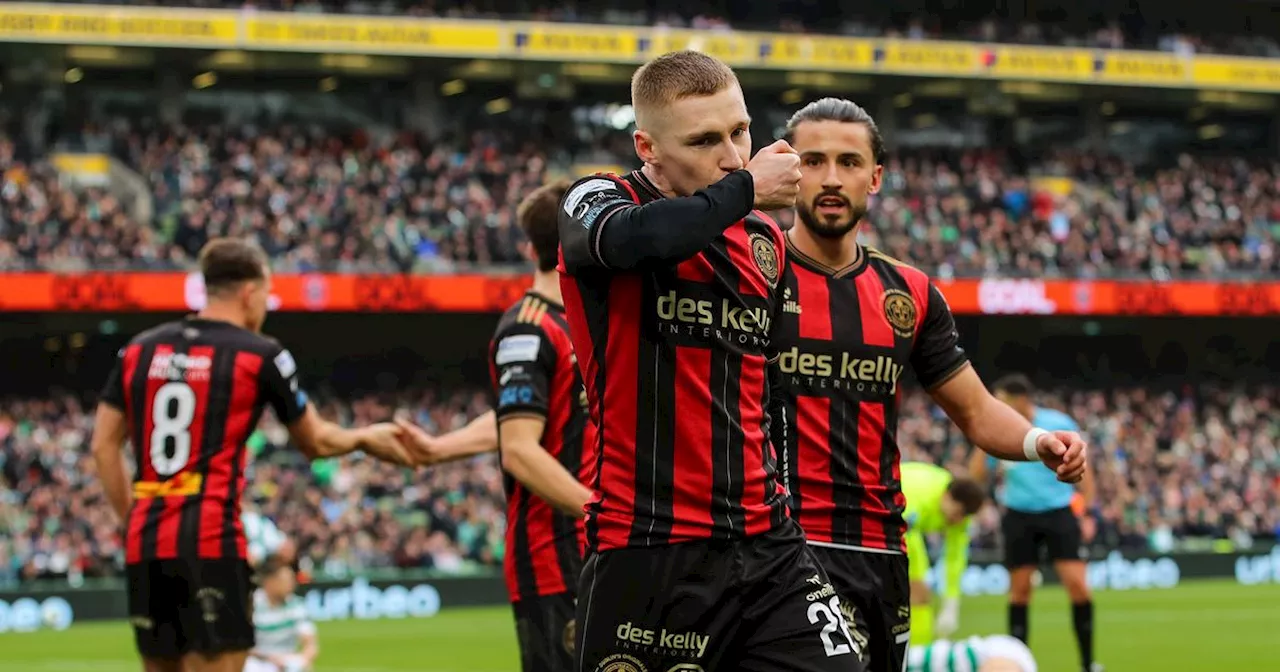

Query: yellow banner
left=986, top=46, right=1094, bottom=81
left=1096, top=53, right=1189, bottom=86
left=246, top=14, right=501, bottom=55
left=764, top=35, right=873, bottom=70
left=875, top=40, right=978, bottom=76
left=6, top=4, right=1280, bottom=93
left=0, top=3, right=235, bottom=47
left=1193, top=57, right=1280, bottom=91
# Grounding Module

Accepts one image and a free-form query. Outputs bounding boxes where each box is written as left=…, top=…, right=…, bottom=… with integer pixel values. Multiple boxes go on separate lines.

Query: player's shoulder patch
left=563, top=177, right=622, bottom=215
left=495, top=333, right=542, bottom=365
left=273, top=349, right=298, bottom=379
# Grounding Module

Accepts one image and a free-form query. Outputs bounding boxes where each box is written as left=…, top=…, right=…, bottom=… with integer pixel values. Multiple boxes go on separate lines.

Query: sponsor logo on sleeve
left=563, top=179, right=618, bottom=216
left=495, top=334, right=541, bottom=365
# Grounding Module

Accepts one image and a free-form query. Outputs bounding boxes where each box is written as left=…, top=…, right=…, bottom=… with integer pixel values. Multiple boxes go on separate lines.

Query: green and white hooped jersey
left=253, top=590, right=316, bottom=656
left=243, top=511, right=286, bottom=565
left=907, top=635, right=1037, bottom=672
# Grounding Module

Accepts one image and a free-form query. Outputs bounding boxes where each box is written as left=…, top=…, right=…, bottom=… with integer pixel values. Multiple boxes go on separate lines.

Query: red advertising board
left=0, top=273, right=1276, bottom=316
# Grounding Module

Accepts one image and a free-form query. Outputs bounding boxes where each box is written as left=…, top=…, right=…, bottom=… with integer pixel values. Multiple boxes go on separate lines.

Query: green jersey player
left=245, top=557, right=318, bottom=672
left=907, top=635, right=1037, bottom=672
left=902, top=462, right=985, bottom=645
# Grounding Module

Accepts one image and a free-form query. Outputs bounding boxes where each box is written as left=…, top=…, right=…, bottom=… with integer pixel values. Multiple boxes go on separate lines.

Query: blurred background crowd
left=4, top=118, right=1278, bottom=278
left=3, top=383, right=1277, bottom=586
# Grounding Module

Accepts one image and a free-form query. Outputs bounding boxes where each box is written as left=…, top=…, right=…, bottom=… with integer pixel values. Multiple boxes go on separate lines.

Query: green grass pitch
left=3, top=580, right=1277, bottom=671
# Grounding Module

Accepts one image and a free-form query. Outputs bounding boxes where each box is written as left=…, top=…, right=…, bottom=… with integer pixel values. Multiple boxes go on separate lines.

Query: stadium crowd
left=3, top=382, right=1276, bottom=587
left=2, top=118, right=1277, bottom=278
left=37, top=0, right=1280, bottom=58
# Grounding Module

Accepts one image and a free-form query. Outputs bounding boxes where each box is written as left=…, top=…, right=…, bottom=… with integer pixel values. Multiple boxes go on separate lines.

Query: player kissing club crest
left=749, top=233, right=779, bottom=287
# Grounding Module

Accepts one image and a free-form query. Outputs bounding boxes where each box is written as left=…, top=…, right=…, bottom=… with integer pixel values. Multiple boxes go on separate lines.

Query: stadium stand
left=29, top=0, right=1280, bottom=58
left=4, top=117, right=1278, bottom=277
left=3, top=383, right=1276, bottom=587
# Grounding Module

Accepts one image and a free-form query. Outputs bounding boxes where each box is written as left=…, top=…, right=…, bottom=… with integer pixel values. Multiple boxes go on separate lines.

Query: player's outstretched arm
left=286, top=405, right=412, bottom=465
left=496, top=416, right=594, bottom=518
left=90, top=403, right=133, bottom=521
left=394, top=410, right=498, bottom=466
left=929, top=367, right=1087, bottom=484
left=558, top=141, right=800, bottom=272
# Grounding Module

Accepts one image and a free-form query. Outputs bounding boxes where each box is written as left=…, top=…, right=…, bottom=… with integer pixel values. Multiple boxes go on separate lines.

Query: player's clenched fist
left=747, top=139, right=802, bottom=211
left=1036, top=430, right=1088, bottom=484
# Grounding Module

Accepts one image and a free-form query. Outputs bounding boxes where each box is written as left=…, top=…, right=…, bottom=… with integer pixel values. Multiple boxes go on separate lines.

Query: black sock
left=1072, top=601, right=1095, bottom=669
left=1009, top=603, right=1029, bottom=644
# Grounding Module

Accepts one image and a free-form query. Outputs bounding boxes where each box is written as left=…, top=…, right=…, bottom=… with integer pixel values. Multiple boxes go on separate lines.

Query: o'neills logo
left=777, top=348, right=903, bottom=394
left=656, top=290, right=771, bottom=347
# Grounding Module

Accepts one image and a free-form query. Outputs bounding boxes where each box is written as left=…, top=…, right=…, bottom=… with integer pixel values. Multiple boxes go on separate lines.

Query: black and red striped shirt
left=488, top=291, right=593, bottom=603
left=771, top=242, right=968, bottom=553
left=99, top=317, right=308, bottom=564
left=557, top=170, right=791, bottom=552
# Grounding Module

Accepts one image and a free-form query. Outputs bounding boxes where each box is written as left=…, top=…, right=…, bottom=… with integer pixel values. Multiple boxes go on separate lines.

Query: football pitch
left=4, top=580, right=1276, bottom=672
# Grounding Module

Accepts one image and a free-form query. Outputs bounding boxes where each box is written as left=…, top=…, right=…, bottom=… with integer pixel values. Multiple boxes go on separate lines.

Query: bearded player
left=768, top=98, right=1087, bottom=672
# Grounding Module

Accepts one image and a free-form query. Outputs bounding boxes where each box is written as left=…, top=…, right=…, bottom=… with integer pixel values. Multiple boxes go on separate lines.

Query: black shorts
left=576, top=521, right=867, bottom=672
left=513, top=592, right=576, bottom=672
left=1002, top=506, right=1086, bottom=568
left=808, top=545, right=910, bottom=672
left=126, top=559, right=255, bottom=659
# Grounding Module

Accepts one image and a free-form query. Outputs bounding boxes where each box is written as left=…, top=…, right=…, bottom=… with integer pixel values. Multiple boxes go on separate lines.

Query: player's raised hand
left=746, top=139, right=802, bottom=211
left=1035, top=430, right=1087, bottom=484
left=357, top=422, right=414, bottom=466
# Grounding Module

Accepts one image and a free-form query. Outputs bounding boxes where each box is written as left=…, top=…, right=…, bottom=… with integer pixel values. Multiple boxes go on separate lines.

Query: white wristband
left=1023, top=428, right=1049, bottom=461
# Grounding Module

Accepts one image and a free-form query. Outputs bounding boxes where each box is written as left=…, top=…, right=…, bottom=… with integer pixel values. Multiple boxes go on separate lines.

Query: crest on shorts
left=563, top=619, right=577, bottom=655
left=595, top=654, right=647, bottom=672
left=195, top=587, right=224, bottom=624
left=882, top=289, right=917, bottom=339
left=749, top=233, right=779, bottom=287
left=666, top=665, right=705, bottom=672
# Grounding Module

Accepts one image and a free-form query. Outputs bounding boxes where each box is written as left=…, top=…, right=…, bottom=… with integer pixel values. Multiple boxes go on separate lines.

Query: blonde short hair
left=631, top=50, right=739, bottom=129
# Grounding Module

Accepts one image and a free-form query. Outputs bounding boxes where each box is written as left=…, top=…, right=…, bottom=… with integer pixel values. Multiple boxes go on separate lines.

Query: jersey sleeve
left=911, top=282, right=970, bottom=389
left=99, top=346, right=129, bottom=410
left=259, top=343, right=309, bottom=425
left=559, top=171, right=756, bottom=273
left=558, top=175, right=638, bottom=272
left=490, top=323, right=558, bottom=422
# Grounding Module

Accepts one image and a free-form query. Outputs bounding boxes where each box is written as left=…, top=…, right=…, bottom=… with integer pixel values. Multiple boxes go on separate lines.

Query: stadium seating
left=5, top=119, right=1278, bottom=277
left=3, top=384, right=1275, bottom=586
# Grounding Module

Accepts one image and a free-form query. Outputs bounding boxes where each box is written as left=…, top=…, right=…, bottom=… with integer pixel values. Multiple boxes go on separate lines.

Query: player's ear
left=634, top=129, right=659, bottom=165
left=868, top=163, right=884, bottom=196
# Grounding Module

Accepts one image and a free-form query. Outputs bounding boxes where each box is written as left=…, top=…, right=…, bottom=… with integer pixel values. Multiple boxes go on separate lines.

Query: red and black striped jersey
left=99, top=317, right=308, bottom=564
left=771, top=243, right=968, bottom=553
left=488, top=291, right=593, bottom=602
left=557, top=170, right=791, bottom=552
